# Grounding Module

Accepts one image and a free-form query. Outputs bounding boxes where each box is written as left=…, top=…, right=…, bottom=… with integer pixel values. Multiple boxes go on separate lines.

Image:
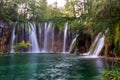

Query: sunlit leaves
left=19, top=40, right=31, bottom=48
left=13, top=40, right=31, bottom=53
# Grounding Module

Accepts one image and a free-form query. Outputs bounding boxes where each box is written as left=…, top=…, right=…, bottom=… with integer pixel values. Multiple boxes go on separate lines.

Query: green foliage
left=0, top=51, right=3, bottom=55
left=114, top=22, right=120, bottom=55
left=0, top=0, right=18, bottom=22
left=19, top=40, right=31, bottom=48
left=0, top=0, right=63, bottom=22
left=114, top=22, right=120, bottom=46
left=51, top=17, right=77, bottom=32
left=87, top=0, right=120, bottom=31
left=64, top=0, right=83, bottom=17
left=69, top=19, right=84, bottom=33
left=101, top=70, right=120, bottom=80
left=69, top=37, right=78, bottom=53
left=13, top=40, right=31, bottom=54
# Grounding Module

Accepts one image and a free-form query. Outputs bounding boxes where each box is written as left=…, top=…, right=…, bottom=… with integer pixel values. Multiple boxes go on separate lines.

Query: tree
left=64, top=0, right=84, bottom=17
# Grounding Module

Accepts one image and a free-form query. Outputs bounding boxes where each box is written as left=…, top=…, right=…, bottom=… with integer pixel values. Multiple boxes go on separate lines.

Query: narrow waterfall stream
left=43, top=22, right=54, bottom=52
left=63, top=22, right=68, bottom=53
left=83, top=32, right=105, bottom=57
left=92, top=35, right=105, bottom=56
left=10, top=22, right=18, bottom=53
left=43, top=23, right=48, bottom=52
left=28, top=23, right=40, bottom=53
left=69, top=35, right=79, bottom=53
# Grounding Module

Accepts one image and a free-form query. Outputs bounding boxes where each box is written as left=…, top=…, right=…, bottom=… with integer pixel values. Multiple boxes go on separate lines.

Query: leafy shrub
left=0, top=51, right=3, bottom=55
left=13, top=40, right=31, bottom=54
left=101, top=70, right=120, bottom=80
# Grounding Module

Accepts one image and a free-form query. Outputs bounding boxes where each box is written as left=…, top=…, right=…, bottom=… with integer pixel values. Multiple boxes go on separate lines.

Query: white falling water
left=51, top=28, right=54, bottom=52
left=10, top=21, right=18, bottom=53
left=83, top=32, right=105, bottom=57
left=43, top=23, right=48, bottom=52
left=28, top=22, right=40, bottom=53
left=69, top=35, right=79, bottom=53
left=10, top=22, right=73, bottom=53
left=91, top=29, right=108, bottom=56
left=43, top=22, right=52, bottom=52
left=83, top=33, right=102, bottom=55
left=47, top=23, right=52, bottom=51
left=63, top=22, right=68, bottom=53
left=92, top=35, right=105, bottom=56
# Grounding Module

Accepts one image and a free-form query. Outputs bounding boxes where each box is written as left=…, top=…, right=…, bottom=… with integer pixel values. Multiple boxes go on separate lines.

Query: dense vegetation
left=0, top=0, right=120, bottom=56
left=101, top=70, right=120, bottom=80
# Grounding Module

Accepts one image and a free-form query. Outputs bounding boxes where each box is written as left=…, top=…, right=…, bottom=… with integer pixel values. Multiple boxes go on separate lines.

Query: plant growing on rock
left=13, top=40, right=31, bottom=54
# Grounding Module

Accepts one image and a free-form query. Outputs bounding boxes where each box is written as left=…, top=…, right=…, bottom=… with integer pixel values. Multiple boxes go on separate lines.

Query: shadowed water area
left=0, top=53, right=120, bottom=80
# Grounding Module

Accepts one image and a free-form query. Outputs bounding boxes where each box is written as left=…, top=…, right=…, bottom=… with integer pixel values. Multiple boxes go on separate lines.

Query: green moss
left=69, top=38, right=78, bottom=53
left=49, top=17, right=78, bottom=33
left=114, top=22, right=120, bottom=56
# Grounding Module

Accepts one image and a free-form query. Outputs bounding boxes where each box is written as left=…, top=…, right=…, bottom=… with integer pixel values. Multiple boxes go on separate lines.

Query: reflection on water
left=0, top=54, right=120, bottom=80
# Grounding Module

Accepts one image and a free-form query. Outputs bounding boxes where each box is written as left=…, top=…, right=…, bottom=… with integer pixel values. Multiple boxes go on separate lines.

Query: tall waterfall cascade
left=63, top=22, right=68, bottom=53
left=10, top=22, right=72, bottom=53
left=10, top=22, right=106, bottom=55
left=28, top=23, right=40, bottom=53
left=42, top=22, right=54, bottom=52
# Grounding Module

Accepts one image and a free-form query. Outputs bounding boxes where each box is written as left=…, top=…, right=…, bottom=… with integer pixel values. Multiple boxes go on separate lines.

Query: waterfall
left=38, top=23, right=42, bottom=50
left=84, top=33, right=102, bottom=55
left=10, top=21, right=18, bottom=53
left=28, top=22, right=40, bottom=53
left=52, top=28, right=54, bottom=52
left=63, top=22, right=68, bottom=53
left=43, top=23, right=48, bottom=51
left=69, top=35, right=79, bottom=53
left=92, top=35, right=105, bottom=56
left=83, top=32, right=105, bottom=57
left=10, top=22, right=105, bottom=54
left=43, top=22, right=53, bottom=52
left=10, top=22, right=73, bottom=53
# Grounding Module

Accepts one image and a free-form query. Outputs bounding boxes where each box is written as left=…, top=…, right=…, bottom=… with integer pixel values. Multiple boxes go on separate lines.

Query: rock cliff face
left=0, top=21, right=12, bottom=52
left=77, top=32, right=91, bottom=53
left=70, top=31, right=92, bottom=54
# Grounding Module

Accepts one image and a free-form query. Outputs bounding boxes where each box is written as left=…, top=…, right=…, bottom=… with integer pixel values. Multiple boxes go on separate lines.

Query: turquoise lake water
left=0, top=53, right=120, bottom=80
